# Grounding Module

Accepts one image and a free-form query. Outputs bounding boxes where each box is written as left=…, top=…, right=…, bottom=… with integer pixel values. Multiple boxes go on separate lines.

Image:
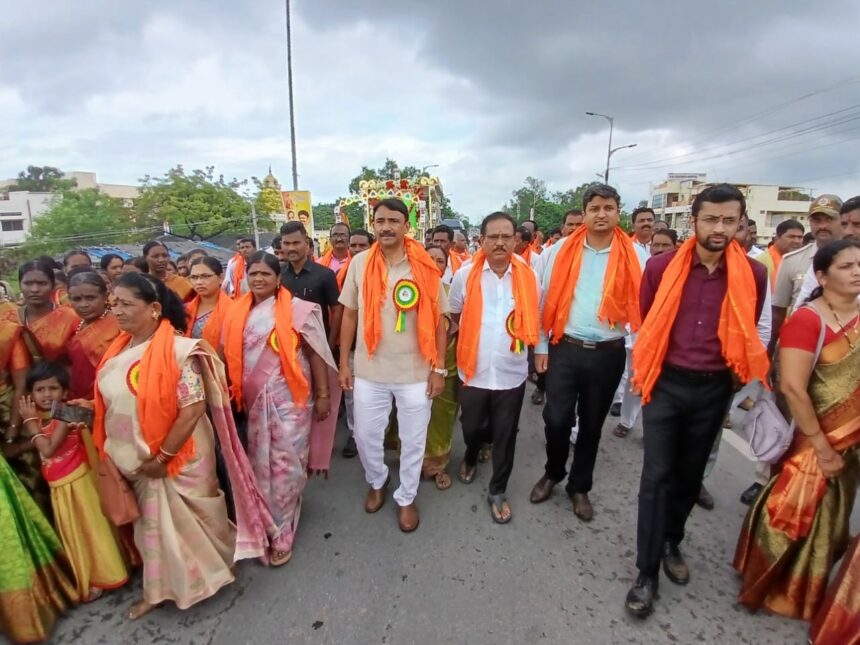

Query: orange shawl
left=542, top=226, right=642, bottom=344
left=335, top=257, right=350, bottom=291
left=452, top=249, right=471, bottom=264
left=457, top=252, right=539, bottom=383
left=92, top=319, right=191, bottom=476
left=318, top=249, right=350, bottom=271
left=631, top=238, right=769, bottom=404
left=449, top=252, right=464, bottom=276
left=766, top=245, right=782, bottom=291
left=362, top=237, right=441, bottom=364
left=222, top=287, right=309, bottom=411
left=23, top=305, right=81, bottom=362
left=519, top=244, right=533, bottom=266
left=230, top=253, right=246, bottom=299
left=165, top=274, right=194, bottom=302
left=186, top=291, right=231, bottom=351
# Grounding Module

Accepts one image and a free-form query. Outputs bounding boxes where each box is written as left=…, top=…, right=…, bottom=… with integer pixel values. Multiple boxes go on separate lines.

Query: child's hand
left=18, top=396, right=38, bottom=422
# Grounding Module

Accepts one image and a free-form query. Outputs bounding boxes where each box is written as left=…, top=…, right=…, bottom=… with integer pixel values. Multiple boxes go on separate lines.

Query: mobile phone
left=50, top=401, right=94, bottom=427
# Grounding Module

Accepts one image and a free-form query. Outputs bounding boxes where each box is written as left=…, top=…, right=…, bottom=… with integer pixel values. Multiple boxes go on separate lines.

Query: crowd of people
left=0, top=184, right=857, bottom=644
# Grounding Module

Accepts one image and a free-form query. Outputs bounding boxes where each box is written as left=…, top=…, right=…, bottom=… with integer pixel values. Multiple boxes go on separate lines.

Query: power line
left=619, top=75, right=860, bottom=167
left=617, top=104, right=860, bottom=171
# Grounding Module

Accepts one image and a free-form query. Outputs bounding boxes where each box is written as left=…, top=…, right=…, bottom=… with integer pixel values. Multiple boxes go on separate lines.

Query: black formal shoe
left=530, top=389, right=545, bottom=405
left=609, top=402, right=621, bottom=417
left=740, top=482, right=764, bottom=506
left=696, top=484, right=715, bottom=510
left=341, top=437, right=358, bottom=459
left=662, top=542, right=689, bottom=585
left=625, top=574, right=658, bottom=618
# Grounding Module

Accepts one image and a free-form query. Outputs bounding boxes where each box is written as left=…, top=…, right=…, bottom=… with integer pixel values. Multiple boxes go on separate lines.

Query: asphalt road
left=45, top=384, right=842, bottom=645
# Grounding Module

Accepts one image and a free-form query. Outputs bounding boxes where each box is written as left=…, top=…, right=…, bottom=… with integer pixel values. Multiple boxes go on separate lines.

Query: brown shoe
left=529, top=476, right=557, bottom=504
left=571, top=492, right=594, bottom=522
left=364, top=475, right=390, bottom=514
left=398, top=503, right=419, bottom=532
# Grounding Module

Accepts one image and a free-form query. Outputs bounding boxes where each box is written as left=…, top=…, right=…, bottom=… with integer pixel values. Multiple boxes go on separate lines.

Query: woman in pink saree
left=222, top=252, right=340, bottom=566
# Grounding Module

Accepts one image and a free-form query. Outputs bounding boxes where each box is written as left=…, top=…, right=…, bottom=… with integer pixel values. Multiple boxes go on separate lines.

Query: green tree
left=313, top=202, right=336, bottom=231
left=136, top=166, right=264, bottom=241
left=8, top=165, right=77, bottom=192
left=18, top=188, right=138, bottom=255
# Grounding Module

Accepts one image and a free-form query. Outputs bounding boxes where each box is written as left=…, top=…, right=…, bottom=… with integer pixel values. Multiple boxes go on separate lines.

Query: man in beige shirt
left=339, top=198, right=448, bottom=532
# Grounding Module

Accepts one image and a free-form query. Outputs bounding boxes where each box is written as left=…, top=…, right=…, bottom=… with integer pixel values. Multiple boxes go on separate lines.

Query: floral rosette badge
left=126, top=360, right=141, bottom=395
left=393, top=279, right=420, bottom=332
left=506, top=311, right=524, bottom=353
left=268, top=328, right=300, bottom=354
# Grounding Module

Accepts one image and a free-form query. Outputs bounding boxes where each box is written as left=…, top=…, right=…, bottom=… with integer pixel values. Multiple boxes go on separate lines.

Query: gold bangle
left=21, top=417, right=40, bottom=426
left=159, top=447, right=178, bottom=457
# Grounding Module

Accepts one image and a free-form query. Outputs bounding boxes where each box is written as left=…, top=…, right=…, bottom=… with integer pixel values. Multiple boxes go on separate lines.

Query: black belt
left=664, top=364, right=731, bottom=382
left=561, top=335, right=625, bottom=350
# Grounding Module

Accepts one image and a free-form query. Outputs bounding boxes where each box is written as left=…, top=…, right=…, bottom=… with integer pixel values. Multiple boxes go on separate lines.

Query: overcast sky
left=3, top=0, right=860, bottom=218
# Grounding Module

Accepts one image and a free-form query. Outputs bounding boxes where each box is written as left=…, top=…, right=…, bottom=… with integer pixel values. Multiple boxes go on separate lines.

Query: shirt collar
left=583, top=240, right=612, bottom=254
left=691, top=251, right=727, bottom=272
left=481, top=260, right=513, bottom=277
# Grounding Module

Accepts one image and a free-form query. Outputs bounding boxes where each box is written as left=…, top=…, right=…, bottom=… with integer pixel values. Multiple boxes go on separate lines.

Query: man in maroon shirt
left=625, top=184, right=768, bottom=618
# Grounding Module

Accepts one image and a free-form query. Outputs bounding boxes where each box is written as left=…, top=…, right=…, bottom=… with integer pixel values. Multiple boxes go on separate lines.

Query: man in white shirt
left=630, top=206, right=655, bottom=256
left=449, top=212, right=541, bottom=524
left=222, top=237, right=256, bottom=297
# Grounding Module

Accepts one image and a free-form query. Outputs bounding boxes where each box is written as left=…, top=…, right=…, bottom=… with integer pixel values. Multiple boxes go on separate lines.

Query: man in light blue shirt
left=530, top=185, right=642, bottom=523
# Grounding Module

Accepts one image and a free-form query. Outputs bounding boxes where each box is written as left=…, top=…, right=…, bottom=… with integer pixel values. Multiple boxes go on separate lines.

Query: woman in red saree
left=66, top=271, right=121, bottom=401
left=734, top=240, right=860, bottom=623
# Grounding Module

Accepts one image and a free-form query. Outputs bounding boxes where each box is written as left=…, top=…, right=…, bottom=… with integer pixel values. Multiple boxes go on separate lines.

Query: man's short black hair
left=775, top=219, right=804, bottom=237
left=583, top=184, right=621, bottom=209
left=480, top=212, right=516, bottom=235
left=280, top=221, right=306, bottom=237
left=840, top=195, right=860, bottom=215
left=653, top=229, right=678, bottom=245
left=631, top=207, right=656, bottom=223
left=330, top=222, right=351, bottom=234
left=350, top=228, right=375, bottom=243
left=372, top=198, right=409, bottom=220
left=515, top=225, right=533, bottom=244
left=433, top=224, right=454, bottom=241
left=549, top=227, right=562, bottom=237
left=238, top=238, right=256, bottom=247
left=692, top=184, right=746, bottom=219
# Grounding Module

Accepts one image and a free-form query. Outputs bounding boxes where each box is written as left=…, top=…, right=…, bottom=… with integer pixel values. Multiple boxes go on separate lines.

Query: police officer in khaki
left=769, top=194, right=843, bottom=352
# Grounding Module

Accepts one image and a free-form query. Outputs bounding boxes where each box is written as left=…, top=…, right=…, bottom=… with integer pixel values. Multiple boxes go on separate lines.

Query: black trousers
left=528, top=348, right=546, bottom=391
left=542, top=342, right=626, bottom=494
left=635, top=366, right=733, bottom=576
left=460, top=382, right=526, bottom=495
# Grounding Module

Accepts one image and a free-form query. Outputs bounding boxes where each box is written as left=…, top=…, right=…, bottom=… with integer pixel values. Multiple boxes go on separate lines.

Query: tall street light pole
left=286, top=0, right=298, bottom=190
left=586, top=111, right=613, bottom=183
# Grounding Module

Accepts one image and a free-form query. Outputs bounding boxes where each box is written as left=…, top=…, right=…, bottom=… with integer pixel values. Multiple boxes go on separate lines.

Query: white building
left=0, top=171, right=139, bottom=247
left=648, top=174, right=813, bottom=243
left=0, top=191, right=54, bottom=247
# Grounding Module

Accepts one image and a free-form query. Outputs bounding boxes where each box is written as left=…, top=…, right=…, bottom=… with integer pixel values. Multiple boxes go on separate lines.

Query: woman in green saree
left=0, top=452, right=77, bottom=644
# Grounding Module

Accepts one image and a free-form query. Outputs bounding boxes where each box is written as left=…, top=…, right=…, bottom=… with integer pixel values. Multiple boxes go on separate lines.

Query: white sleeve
left=222, top=258, right=235, bottom=295
left=448, top=265, right=466, bottom=314
left=794, top=266, right=818, bottom=309
left=756, top=286, right=772, bottom=348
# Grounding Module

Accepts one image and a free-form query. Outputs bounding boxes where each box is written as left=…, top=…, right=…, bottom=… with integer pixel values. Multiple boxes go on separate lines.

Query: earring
left=151, top=311, right=159, bottom=320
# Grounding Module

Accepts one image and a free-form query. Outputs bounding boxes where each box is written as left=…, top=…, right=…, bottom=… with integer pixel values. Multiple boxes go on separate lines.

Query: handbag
left=742, top=305, right=827, bottom=464
left=96, top=456, right=140, bottom=526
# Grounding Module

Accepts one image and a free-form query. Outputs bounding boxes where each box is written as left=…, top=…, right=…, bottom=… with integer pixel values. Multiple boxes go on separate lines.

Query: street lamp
left=421, top=164, right=439, bottom=175
left=586, top=112, right=637, bottom=182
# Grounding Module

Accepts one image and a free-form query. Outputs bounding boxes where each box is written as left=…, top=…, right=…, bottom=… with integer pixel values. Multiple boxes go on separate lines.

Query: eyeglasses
left=330, top=233, right=349, bottom=239
left=483, top=234, right=515, bottom=243
left=189, top=273, right=218, bottom=281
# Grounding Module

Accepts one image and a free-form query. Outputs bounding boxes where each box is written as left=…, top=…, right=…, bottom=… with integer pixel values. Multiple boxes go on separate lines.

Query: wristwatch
left=432, top=367, right=448, bottom=377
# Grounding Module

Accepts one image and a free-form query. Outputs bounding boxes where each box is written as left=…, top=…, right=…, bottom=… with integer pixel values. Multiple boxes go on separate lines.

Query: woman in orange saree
left=185, top=256, right=232, bottom=351
left=143, top=241, right=194, bottom=302
left=810, top=533, right=860, bottom=644
left=734, top=240, right=860, bottom=622
left=14, top=261, right=80, bottom=364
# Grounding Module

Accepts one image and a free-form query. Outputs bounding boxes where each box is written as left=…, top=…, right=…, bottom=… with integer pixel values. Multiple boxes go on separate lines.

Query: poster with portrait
left=282, top=190, right=314, bottom=237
